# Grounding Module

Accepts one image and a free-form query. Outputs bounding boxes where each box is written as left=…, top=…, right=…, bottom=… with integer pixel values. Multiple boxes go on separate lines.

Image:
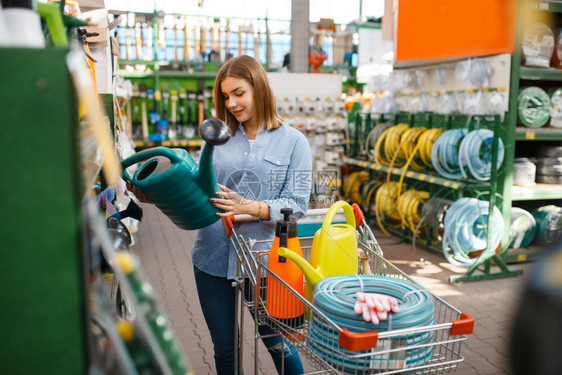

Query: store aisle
left=132, top=203, right=530, bottom=375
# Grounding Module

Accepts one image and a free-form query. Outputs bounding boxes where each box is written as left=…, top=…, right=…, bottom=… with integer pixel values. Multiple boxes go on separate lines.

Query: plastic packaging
left=3, top=0, right=45, bottom=48
left=549, top=88, right=562, bottom=128
left=513, top=157, right=536, bottom=186
left=522, top=23, right=555, bottom=68
left=0, top=5, right=10, bottom=46
left=509, top=207, right=537, bottom=249
left=518, top=87, right=551, bottom=128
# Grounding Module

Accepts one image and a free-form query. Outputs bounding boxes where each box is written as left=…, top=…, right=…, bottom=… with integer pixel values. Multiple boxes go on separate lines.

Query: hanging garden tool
left=77, top=27, right=99, bottom=99
left=183, top=16, right=190, bottom=61
left=138, top=83, right=149, bottom=140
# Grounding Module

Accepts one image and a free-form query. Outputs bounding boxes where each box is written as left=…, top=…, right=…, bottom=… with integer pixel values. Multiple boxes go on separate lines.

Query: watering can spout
left=278, top=247, right=323, bottom=286
left=197, top=118, right=232, bottom=195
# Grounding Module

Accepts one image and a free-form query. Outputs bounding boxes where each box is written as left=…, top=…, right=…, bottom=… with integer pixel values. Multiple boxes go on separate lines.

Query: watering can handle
left=318, top=201, right=356, bottom=248
left=321, top=201, right=356, bottom=229
left=121, top=147, right=183, bottom=181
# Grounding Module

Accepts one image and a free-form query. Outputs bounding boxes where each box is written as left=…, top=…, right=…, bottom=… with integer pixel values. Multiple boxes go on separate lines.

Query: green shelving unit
left=345, top=112, right=523, bottom=282
left=134, top=138, right=203, bottom=148
left=0, top=48, right=89, bottom=374
left=519, top=66, right=562, bottom=81
left=515, top=126, right=562, bottom=140
left=501, top=0, right=562, bottom=265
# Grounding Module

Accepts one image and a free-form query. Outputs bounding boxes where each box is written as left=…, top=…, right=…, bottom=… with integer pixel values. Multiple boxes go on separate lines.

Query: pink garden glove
left=354, top=292, right=400, bottom=324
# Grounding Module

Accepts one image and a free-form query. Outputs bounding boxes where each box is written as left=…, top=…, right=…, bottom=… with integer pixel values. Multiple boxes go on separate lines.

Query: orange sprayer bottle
left=266, top=208, right=305, bottom=328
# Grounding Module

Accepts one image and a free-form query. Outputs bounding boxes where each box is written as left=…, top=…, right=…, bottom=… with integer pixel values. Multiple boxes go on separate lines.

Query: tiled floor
left=132, top=204, right=531, bottom=374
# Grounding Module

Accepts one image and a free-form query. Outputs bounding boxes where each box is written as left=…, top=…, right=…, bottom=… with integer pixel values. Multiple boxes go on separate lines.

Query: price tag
left=525, top=132, right=536, bottom=140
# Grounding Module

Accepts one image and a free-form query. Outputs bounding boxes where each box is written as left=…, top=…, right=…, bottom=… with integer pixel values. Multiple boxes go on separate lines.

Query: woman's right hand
left=126, top=181, right=153, bottom=204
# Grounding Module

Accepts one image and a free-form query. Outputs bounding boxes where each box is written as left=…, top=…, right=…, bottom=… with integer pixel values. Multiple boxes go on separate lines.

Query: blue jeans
left=194, top=266, right=304, bottom=375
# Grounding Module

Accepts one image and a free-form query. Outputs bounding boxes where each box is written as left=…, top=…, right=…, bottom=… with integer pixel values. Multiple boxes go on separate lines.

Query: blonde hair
left=214, top=55, right=281, bottom=134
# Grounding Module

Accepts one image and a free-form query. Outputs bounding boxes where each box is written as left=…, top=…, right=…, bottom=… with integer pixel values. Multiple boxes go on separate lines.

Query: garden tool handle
left=351, top=203, right=366, bottom=229
left=121, top=147, right=182, bottom=181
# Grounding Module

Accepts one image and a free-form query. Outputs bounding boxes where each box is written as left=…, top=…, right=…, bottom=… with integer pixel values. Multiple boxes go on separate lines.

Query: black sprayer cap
left=275, top=207, right=299, bottom=238
left=275, top=208, right=298, bottom=263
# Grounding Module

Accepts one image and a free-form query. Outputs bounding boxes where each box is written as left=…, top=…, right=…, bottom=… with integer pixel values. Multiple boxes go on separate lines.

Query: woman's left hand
left=211, top=183, right=255, bottom=217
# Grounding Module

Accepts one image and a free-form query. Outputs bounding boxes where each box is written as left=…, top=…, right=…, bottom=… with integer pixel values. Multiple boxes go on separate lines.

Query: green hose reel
left=509, top=207, right=537, bottom=249
left=518, top=87, right=551, bottom=128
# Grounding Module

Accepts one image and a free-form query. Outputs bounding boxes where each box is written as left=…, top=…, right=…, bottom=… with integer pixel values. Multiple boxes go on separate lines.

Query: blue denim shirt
left=191, top=123, right=313, bottom=279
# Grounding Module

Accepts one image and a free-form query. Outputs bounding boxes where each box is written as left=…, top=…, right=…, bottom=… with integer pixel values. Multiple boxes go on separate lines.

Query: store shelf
left=515, top=126, right=562, bottom=140
left=342, top=157, right=468, bottom=189
left=502, top=246, right=546, bottom=263
left=511, top=183, right=562, bottom=201
left=118, top=70, right=217, bottom=80
left=519, top=66, right=562, bottom=81
left=527, top=0, right=562, bottom=13
left=134, top=138, right=203, bottom=148
left=158, top=71, right=217, bottom=79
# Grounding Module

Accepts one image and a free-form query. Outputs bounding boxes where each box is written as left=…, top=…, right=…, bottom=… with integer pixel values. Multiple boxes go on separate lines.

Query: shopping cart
left=222, top=204, right=474, bottom=374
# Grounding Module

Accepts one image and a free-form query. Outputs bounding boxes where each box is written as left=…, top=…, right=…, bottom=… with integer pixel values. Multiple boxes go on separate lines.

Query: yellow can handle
left=319, top=200, right=356, bottom=243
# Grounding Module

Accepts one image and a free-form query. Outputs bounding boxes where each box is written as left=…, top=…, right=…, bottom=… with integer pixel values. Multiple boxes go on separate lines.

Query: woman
left=193, top=55, right=312, bottom=374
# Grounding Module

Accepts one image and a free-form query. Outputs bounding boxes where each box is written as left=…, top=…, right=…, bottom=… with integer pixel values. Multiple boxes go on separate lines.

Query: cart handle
left=450, top=312, right=475, bottom=335
left=222, top=214, right=258, bottom=237
left=222, top=216, right=235, bottom=237
left=351, top=203, right=366, bottom=229
left=338, top=328, right=378, bottom=352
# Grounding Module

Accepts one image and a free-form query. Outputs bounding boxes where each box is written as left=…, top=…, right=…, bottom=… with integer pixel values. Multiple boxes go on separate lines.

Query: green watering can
left=121, top=118, right=231, bottom=230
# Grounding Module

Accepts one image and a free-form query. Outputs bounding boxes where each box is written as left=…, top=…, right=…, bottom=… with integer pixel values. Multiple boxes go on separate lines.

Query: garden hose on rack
left=442, top=198, right=504, bottom=267
left=458, top=129, right=505, bottom=181
left=399, top=127, right=427, bottom=171
left=365, top=122, right=393, bottom=160
left=373, top=123, right=409, bottom=167
left=375, top=181, right=402, bottom=235
left=518, top=87, right=551, bottom=128
left=509, top=207, right=537, bottom=249
left=513, top=158, right=536, bottom=186
left=360, top=179, right=383, bottom=214
left=532, top=205, right=562, bottom=246
left=431, top=128, right=468, bottom=180
left=308, top=275, right=435, bottom=372
left=535, top=149, right=562, bottom=184
left=398, top=189, right=430, bottom=233
left=418, top=196, right=454, bottom=244
left=343, top=171, right=369, bottom=205
left=418, top=127, right=445, bottom=168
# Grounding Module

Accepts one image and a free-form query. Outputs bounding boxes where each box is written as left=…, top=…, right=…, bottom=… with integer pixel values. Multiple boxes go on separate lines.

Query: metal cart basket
left=222, top=204, right=474, bottom=374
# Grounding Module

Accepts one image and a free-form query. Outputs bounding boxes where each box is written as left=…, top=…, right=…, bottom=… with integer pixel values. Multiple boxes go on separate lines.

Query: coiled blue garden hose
left=431, top=129, right=467, bottom=180
left=510, top=207, right=537, bottom=249
left=308, top=275, right=435, bottom=372
left=458, top=129, right=504, bottom=181
left=442, top=198, right=504, bottom=267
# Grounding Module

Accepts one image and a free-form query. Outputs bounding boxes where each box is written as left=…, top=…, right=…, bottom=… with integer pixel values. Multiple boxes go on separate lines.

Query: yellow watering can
left=278, top=200, right=359, bottom=302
